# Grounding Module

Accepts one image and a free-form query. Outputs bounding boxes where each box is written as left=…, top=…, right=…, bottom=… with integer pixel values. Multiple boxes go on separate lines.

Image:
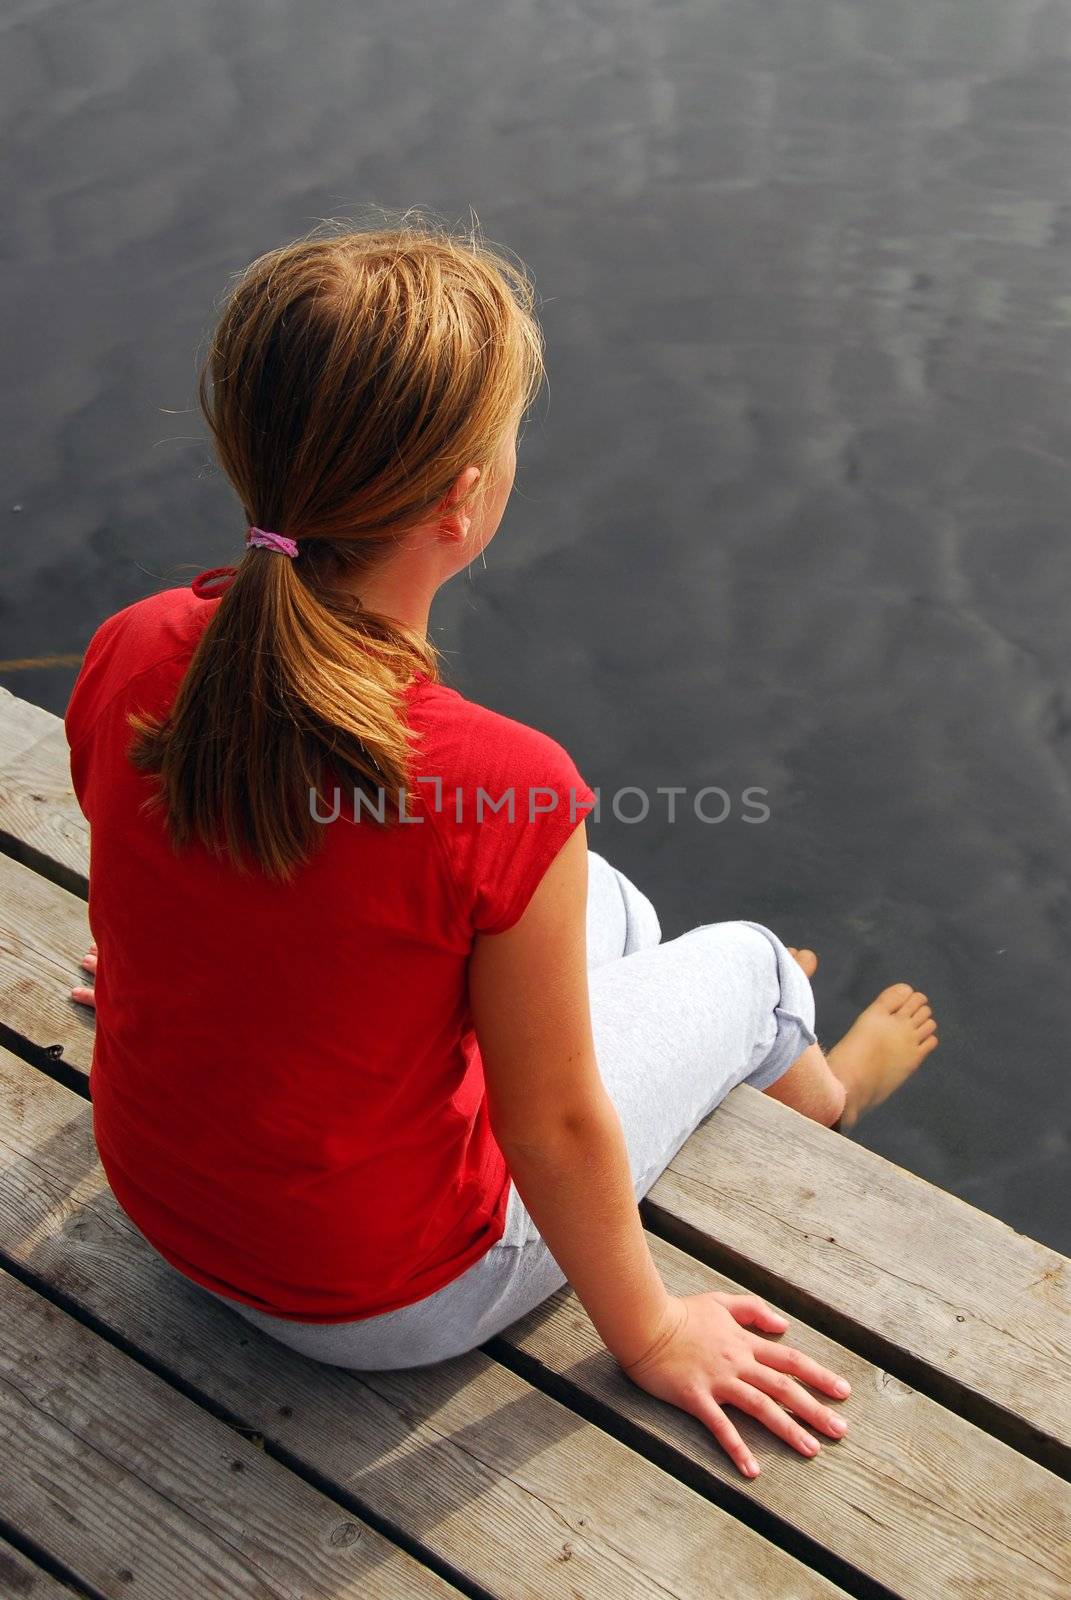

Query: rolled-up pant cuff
left=736, top=920, right=818, bottom=1091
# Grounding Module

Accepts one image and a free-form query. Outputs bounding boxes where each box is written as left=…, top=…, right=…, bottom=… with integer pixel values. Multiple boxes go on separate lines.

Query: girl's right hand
left=619, top=1291, right=852, bottom=1478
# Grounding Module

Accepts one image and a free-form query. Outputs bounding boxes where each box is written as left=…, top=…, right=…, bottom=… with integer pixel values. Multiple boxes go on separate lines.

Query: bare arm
left=468, top=823, right=674, bottom=1369
left=468, top=823, right=854, bottom=1478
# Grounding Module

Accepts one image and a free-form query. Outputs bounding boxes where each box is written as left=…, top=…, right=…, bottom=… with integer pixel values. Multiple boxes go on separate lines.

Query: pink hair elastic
left=246, top=526, right=299, bottom=558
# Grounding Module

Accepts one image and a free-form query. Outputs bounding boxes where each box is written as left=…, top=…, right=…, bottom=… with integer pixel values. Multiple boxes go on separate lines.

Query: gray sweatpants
left=203, top=850, right=816, bottom=1368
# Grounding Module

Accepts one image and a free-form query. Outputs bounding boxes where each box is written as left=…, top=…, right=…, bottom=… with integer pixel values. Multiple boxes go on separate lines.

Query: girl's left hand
left=71, top=941, right=97, bottom=1009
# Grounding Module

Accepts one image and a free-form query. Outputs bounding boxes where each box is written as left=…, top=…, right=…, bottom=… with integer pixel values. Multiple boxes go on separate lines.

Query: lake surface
left=3, top=0, right=1070, bottom=1250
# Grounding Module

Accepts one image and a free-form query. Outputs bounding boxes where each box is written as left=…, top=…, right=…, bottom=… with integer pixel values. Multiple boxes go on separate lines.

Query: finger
left=718, top=1293, right=789, bottom=1334
left=741, top=1362, right=849, bottom=1439
left=749, top=1337, right=852, bottom=1400
left=720, top=1379, right=823, bottom=1458
left=70, top=985, right=96, bottom=1010
left=683, top=1390, right=761, bottom=1479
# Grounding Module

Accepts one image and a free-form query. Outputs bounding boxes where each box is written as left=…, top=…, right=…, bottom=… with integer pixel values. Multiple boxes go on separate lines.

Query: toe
left=876, top=983, right=914, bottom=1012
left=918, top=1034, right=939, bottom=1058
left=900, top=991, right=928, bottom=1016
left=788, top=946, right=819, bottom=977
left=917, top=1018, right=938, bottom=1039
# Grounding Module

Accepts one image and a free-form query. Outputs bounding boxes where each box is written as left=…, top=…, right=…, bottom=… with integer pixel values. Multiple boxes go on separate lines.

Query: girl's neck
left=332, top=531, right=462, bottom=642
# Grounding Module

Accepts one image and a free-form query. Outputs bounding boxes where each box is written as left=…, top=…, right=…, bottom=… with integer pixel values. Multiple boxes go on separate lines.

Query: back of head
left=129, top=214, right=545, bottom=881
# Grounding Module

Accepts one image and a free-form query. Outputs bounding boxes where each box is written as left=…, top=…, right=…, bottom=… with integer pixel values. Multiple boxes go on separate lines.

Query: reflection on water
left=2, top=0, right=1070, bottom=1248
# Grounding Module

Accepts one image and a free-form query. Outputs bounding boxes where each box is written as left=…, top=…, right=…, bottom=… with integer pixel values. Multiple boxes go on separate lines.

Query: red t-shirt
left=65, top=571, right=596, bottom=1322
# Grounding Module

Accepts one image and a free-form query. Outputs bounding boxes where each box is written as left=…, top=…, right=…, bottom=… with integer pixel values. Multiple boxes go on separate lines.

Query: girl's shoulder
left=405, top=678, right=595, bottom=936
left=66, top=579, right=219, bottom=751
left=405, top=676, right=592, bottom=800
left=90, top=579, right=216, bottom=657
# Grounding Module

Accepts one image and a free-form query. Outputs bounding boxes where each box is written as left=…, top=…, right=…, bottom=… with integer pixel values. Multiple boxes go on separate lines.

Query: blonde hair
left=129, top=214, right=545, bottom=881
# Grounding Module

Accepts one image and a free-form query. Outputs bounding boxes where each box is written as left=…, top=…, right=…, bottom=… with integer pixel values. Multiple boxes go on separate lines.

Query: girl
left=66, top=221, right=938, bottom=1481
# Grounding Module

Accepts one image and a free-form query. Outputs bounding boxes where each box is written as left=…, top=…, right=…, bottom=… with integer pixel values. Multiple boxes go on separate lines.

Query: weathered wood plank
left=3, top=831, right=1069, bottom=1479
left=0, top=1539, right=78, bottom=1599
left=0, top=1049, right=844, bottom=1600
left=0, top=851, right=93, bottom=1070
left=0, top=688, right=86, bottom=897
left=640, top=1092, right=1071, bottom=1473
left=0, top=1267, right=456, bottom=1599
left=492, top=1242, right=1071, bottom=1600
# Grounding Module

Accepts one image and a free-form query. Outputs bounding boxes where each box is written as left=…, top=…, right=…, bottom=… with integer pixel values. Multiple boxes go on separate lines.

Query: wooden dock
left=0, top=680, right=1068, bottom=1599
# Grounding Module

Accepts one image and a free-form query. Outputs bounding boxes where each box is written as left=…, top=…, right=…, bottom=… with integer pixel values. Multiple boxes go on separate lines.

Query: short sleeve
left=64, top=608, right=128, bottom=753
left=434, top=709, right=597, bottom=936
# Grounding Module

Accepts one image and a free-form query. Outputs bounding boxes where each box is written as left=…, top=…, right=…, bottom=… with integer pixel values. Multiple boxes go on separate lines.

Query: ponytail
left=129, top=543, right=438, bottom=881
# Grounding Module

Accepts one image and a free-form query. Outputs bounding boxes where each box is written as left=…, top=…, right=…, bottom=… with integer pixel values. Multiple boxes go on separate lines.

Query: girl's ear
left=436, top=464, right=481, bottom=543
left=437, top=510, right=472, bottom=545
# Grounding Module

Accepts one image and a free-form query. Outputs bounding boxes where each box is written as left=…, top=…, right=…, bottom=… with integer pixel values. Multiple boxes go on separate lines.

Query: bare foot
left=787, top=946, right=819, bottom=979
left=827, top=985, right=938, bottom=1129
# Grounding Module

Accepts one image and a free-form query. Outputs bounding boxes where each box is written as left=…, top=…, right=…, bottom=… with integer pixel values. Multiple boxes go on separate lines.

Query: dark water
left=3, top=0, right=1070, bottom=1251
